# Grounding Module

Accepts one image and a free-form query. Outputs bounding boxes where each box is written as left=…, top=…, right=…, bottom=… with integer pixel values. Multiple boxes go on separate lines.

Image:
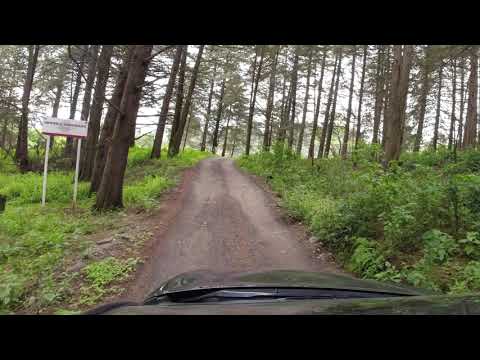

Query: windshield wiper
left=144, top=287, right=407, bottom=305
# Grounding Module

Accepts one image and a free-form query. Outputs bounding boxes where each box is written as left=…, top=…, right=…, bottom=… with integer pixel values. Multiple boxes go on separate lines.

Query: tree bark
left=324, top=47, right=343, bottom=158
left=90, top=48, right=134, bottom=194
left=211, top=74, right=226, bottom=154
left=296, top=47, right=313, bottom=156
left=95, top=45, right=153, bottom=210
left=287, top=47, right=300, bottom=152
left=264, top=46, right=279, bottom=151
left=448, top=59, right=457, bottom=150
left=80, top=45, right=100, bottom=122
left=277, top=79, right=291, bottom=144
left=372, top=46, right=385, bottom=144
left=354, top=45, right=368, bottom=149
left=381, top=46, right=392, bottom=150
left=65, top=45, right=87, bottom=158
left=200, top=56, right=218, bottom=152
left=221, top=112, right=231, bottom=157
left=169, top=45, right=204, bottom=157
left=15, top=45, right=39, bottom=172
left=432, top=64, right=444, bottom=151
left=383, top=45, right=414, bottom=165
left=79, top=45, right=113, bottom=181
left=413, top=48, right=432, bottom=152
left=318, top=52, right=339, bottom=158
left=341, top=46, right=357, bottom=159
left=49, top=74, right=65, bottom=149
left=457, top=57, right=466, bottom=148
left=463, top=50, right=478, bottom=149
left=307, top=49, right=327, bottom=158
left=167, top=46, right=188, bottom=157
left=151, top=46, right=183, bottom=158
left=182, top=105, right=194, bottom=151
left=276, top=58, right=289, bottom=144
left=246, top=46, right=265, bottom=155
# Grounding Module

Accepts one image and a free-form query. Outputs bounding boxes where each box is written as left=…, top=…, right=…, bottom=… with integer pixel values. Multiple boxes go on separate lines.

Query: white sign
left=42, top=117, right=88, bottom=138
left=41, top=116, right=87, bottom=207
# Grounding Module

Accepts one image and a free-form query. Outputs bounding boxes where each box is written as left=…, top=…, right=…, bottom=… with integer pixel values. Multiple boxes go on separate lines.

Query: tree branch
left=145, top=45, right=176, bottom=62
left=67, top=45, right=123, bottom=116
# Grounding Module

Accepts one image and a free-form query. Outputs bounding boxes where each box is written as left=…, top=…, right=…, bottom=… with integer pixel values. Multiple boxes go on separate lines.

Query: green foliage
left=79, top=257, right=139, bottom=306
left=124, top=175, right=172, bottom=209
left=348, top=238, right=386, bottom=278
left=459, top=232, right=480, bottom=259
left=0, top=147, right=210, bottom=313
left=238, top=147, right=480, bottom=294
left=422, top=230, right=458, bottom=265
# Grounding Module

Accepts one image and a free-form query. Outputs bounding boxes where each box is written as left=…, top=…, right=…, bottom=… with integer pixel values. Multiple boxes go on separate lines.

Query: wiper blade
left=144, top=287, right=407, bottom=305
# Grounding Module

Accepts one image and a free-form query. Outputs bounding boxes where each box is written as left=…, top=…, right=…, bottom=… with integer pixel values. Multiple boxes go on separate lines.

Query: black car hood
left=146, top=269, right=430, bottom=299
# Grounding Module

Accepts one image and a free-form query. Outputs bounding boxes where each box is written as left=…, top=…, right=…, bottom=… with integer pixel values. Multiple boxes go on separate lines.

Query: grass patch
left=237, top=143, right=480, bottom=295
left=0, top=147, right=211, bottom=314
left=78, top=257, right=139, bottom=306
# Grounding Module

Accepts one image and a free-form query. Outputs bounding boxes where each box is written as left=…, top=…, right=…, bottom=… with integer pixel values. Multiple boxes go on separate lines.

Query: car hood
left=146, top=269, right=430, bottom=299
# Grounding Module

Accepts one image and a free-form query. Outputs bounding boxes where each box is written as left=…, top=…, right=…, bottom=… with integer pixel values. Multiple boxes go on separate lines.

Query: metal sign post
left=41, top=135, right=51, bottom=207
left=73, top=139, right=82, bottom=207
left=41, top=117, right=88, bottom=207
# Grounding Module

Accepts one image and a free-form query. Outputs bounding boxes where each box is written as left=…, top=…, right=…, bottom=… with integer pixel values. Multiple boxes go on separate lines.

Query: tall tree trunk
left=341, top=46, right=357, bottom=159
left=65, top=45, right=87, bottom=158
left=221, top=112, right=231, bottom=157
left=71, top=45, right=99, bottom=167
left=381, top=46, right=392, bottom=150
left=200, top=57, right=218, bottom=152
left=296, top=47, right=313, bottom=156
left=182, top=105, right=194, bottom=151
left=211, top=72, right=227, bottom=154
left=168, top=46, right=188, bottom=157
left=413, top=49, right=432, bottom=152
left=318, top=52, right=339, bottom=158
left=324, top=47, right=343, bottom=158
left=354, top=45, right=368, bottom=149
left=90, top=48, right=134, bottom=194
left=95, top=45, right=153, bottom=210
left=372, top=46, right=385, bottom=144
left=264, top=46, right=279, bottom=151
left=79, top=45, right=113, bottom=181
left=463, top=50, right=478, bottom=149
left=151, top=45, right=183, bottom=158
left=432, top=64, right=444, bottom=151
left=383, top=45, right=414, bottom=165
left=50, top=76, right=64, bottom=149
left=169, top=45, right=204, bottom=157
left=287, top=47, right=300, bottom=152
left=80, top=45, right=100, bottom=122
left=276, top=58, right=289, bottom=144
left=246, top=46, right=265, bottom=155
left=308, top=48, right=327, bottom=159
left=15, top=45, right=39, bottom=172
left=457, top=57, right=466, bottom=148
left=230, top=131, right=237, bottom=157
left=448, top=59, right=457, bottom=150
left=277, top=79, right=291, bottom=144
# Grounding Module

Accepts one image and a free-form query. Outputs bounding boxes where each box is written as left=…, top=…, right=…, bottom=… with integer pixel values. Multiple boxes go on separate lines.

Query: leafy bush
left=422, top=230, right=458, bottom=264
left=459, top=232, right=480, bottom=259
left=348, top=237, right=386, bottom=278
left=238, top=147, right=480, bottom=294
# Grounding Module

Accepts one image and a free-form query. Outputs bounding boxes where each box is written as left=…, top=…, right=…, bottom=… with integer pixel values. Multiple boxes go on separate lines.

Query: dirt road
left=126, top=157, right=341, bottom=300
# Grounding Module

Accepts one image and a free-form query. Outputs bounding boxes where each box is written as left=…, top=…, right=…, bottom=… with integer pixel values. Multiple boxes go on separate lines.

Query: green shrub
left=348, top=237, right=386, bottom=278
left=459, top=232, right=480, bottom=259
left=422, top=230, right=458, bottom=265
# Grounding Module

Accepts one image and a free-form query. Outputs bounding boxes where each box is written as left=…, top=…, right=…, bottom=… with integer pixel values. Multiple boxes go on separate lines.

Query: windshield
left=2, top=44, right=479, bottom=316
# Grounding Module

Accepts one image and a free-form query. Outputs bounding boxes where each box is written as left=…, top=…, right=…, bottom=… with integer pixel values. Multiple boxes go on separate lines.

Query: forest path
left=124, top=157, right=342, bottom=301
